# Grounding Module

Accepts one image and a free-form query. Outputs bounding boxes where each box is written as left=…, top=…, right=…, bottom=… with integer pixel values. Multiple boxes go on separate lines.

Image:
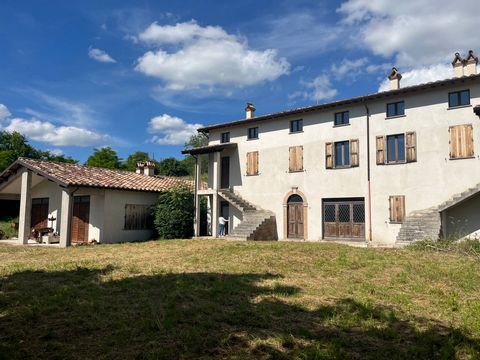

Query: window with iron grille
left=448, top=89, right=470, bottom=108
left=247, top=127, right=259, bottom=140
left=290, top=119, right=303, bottom=133
left=220, top=132, right=230, bottom=143
left=334, top=111, right=349, bottom=126
left=124, top=204, right=154, bottom=230
left=386, top=101, right=405, bottom=117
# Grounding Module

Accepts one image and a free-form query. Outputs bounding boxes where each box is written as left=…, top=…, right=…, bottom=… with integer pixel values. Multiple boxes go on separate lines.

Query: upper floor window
left=247, top=127, right=259, bottom=140
left=221, top=132, right=230, bottom=143
left=386, top=101, right=405, bottom=117
left=387, top=134, right=405, bottom=163
left=376, top=132, right=416, bottom=165
left=334, top=111, right=350, bottom=126
left=334, top=141, right=350, bottom=167
left=246, top=151, right=259, bottom=175
left=448, top=89, right=470, bottom=108
left=289, top=146, right=303, bottom=172
left=449, top=124, right=474, bottom=159
left=325, top=139, right=359, bottom=169
left=290, top=119, right=303, bottom=133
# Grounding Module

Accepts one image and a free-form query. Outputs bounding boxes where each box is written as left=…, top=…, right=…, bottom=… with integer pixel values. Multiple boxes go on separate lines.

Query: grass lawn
left=1, top=240, right=479, bottom=359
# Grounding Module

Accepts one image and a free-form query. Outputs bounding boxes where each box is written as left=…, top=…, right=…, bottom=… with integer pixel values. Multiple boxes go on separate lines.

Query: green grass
left=0, top=218, right=18, bottom=239
left=1, top=240, right=479, bottom=359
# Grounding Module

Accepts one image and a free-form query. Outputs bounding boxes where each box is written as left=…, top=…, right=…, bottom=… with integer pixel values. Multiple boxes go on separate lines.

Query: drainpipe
left=364, top=102, right=373, bottom=242
left=193, top=154, right=199, bottom=237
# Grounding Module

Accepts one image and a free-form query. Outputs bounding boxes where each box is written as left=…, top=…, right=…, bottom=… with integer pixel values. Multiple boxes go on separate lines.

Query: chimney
left=452, top=52, right=464, bottom=77
left=387, top=67, right=402, bottom=90
left=136, top=161, right=156, bottom=176
left=464, top=50, right=478, bottom=76
left=245, top=103, right=256, bottom=119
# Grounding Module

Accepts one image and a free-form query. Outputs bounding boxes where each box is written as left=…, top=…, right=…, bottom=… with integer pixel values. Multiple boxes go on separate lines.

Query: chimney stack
left=387, top=67, right=402, bottom=90
left=136, top=161, right=156, bottom=176
left=245, top=103, right=256, bottom=119
left=464, top=50, right=478, bottom=76
left=452, top=52, right=465, bottom=77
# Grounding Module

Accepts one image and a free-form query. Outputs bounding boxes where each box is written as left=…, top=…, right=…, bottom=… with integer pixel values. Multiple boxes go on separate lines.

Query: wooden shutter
left=325, top=142, right=333, bottom=169
left=125, top=204, right=150, bottom=230
left=350, top=139, right=359, bottom=167
left=406, top=132, right=417, bottom=162
left=376, top=136, right=386, bottom=165
left=389, top=196, right=405, bottom=223
left=450, top=124, right=474, bottom=159
left=246, top=151, right=258, bottom=175
left=289, top=146, right=303, bottom=172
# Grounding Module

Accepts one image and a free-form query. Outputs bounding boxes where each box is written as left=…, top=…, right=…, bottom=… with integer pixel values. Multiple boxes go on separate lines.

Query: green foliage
left=123, top=151, right=154, bottom=172
left=154, top=185, right=194, bottom=239
left=182, top=133, right=209, bottom=178
left=0, top=217, right=19, bottom=239
left=409, top=238, right=480, bottom=259
left=157, top=157, right=189, bottom=176
left=86, top=147, right=121, bottom=169
left=184, top=133, right=208, bottom=149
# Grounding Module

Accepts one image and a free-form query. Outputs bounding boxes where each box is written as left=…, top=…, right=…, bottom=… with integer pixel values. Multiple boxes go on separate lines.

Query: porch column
left=59, top=188, right=73, bottom=248
left=212, top=151, right=221, bottom=190
left=18, top=169, right=32, bottom=245
left=194, top=157, right=202, bottom=237
left=212, top=192, right=219, bottom=238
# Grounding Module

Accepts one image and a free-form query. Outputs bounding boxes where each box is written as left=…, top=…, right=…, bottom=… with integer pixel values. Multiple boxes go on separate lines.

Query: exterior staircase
left=218, top=189, right=276, bottom=240
left=396, top=183, right=480, bottom=246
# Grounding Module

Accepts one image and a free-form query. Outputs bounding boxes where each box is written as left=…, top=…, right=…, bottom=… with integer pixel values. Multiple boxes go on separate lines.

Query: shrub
left=154, top=185, right=194, bottom=239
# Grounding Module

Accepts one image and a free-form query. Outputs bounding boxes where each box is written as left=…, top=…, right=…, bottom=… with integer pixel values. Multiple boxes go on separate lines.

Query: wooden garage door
left=31, top=198, right=49, bottom=230
left=71, top=196, right=90, bottom=244
left=323, top=199, right=365, bottom=239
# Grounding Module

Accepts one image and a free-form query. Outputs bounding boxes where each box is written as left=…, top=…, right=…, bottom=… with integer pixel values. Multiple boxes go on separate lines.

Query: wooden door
left=323, top=199, right=365, bottom=239
left=287, top=195, right=304, bottom=238
left=71, top=196, right=90, bottom=244
left=221, top=156, right=230, bottom=189
left=31, top=198, right=49, bottom=230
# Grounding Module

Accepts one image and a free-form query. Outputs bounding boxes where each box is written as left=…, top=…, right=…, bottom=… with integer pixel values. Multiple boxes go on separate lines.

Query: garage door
left=323, top=198, right=365, bottom=239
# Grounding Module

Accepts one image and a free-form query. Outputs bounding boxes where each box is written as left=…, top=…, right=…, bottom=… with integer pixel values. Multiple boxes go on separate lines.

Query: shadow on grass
left=0, top=267, right=479, bottom=359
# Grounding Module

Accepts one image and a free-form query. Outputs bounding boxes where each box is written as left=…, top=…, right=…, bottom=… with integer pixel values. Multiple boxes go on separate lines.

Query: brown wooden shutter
left=254, top=151, right=259, bottom=175
left=406, top=132, right=417, bottom=162
left=350, top=139, right=359, bottom=167
left=389, top=196, right=405, bottom=223
left=449, top=125, right=458, bottom=159
left=450, top=124, right=474, bottom=159
left=465, top=124, right=474, bottom=157
left=376, top=136, right=386, bottom=165
left=246, top=151, right=258, bottom=175
left=289, top=146, right=303, bottom=172
left=325, top=142, right=333, bottom=169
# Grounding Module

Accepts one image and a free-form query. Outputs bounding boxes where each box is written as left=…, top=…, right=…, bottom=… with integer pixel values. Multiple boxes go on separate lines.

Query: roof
left=199, top=73, right=480, bottom=132
left=0, top=158, right=197, bottom=193
left=182, top=142, right=237, bottom=155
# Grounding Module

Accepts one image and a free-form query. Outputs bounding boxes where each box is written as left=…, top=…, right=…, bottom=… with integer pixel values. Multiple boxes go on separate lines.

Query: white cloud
left=48, top=148, right=64, bottom=156
left=0, top=104, right=11, bottom=122
left=135, top=20, right=289, bottom=90
left=330, top=58, right=368, bottom=79
left=5, top=118, right=111, bottom=147
left=147, top=114, right=202, bottom=145
left=88, top=47, right=116, bottom=63
left=378, top=63, right=453, bottom=91
left=291, top=75, right=338, bottom=102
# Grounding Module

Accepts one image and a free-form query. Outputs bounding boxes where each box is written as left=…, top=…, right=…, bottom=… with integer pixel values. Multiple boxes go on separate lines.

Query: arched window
left=287, top=194, right=303, bottom=203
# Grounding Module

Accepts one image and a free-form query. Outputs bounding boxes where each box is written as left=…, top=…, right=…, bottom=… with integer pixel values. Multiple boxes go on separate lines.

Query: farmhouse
left=0, top=158, right=192, bottom=246
left=184, top=51, right=480, bottom=246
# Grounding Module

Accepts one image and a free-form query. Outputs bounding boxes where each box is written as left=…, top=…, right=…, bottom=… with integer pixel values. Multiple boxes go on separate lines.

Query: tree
left=154, top=185, right=194, bottom=239
left=123, top=151, right=152, bottom=172
left=184, top=133, right=208, bottom=149
left=182, top=132, right=209, bottom=178
left=157, top=157, right=189, bottom=177
left=85, top=147, right=121, bottom=169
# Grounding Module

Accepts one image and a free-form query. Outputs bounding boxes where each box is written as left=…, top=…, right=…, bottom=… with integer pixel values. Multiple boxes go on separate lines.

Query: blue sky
left=0, top=0, right=478, bottom=163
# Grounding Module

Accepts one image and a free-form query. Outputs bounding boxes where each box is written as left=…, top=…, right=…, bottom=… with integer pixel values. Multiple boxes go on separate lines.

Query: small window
left=389, top=196, right=405, bottom=223
left=448, top=89, right=470, bottom=108
left=334, top=141, right=350, bottom=167
left=449, top=124, right=474, bottom=159
left=32, top=198, right=49, bottom=205
left=386, top=134, right=405, bottom=163
left=334, top=111, right=349, bottom=126
left=246, top=151, right=259, bottom=176
left=386, top=101, right=405, bottom=117
left=247, top=127, right=258, bottom=140
left=289, top=146, right=303, bottom=172
left=124, top=204, right=153, bottom=230
left=290, top=119, right=303, bottom=133
left=221, top=132, right=230, bottom=143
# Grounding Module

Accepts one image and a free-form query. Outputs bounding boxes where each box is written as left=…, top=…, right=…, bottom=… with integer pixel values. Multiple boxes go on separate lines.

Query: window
left=247, top=127, right=259, bottom=140
left=246, top=151, right=259, bottom=175
left=220, top=132, right=230, bottom=143
left=386, top=101, right=405, bottom=117
left=325, top=139, right=359, bottom=169
left=290, top=119, right=303, bottom=133
left=376, top=132, right=416, bottom=165
left=334, top=111, right=349, bottom=126
left=449, top=89, right=470, bottom=108
left=449, top=124, right=474, bottom=159
left=124, top=204, right=153, bottom=230
left=389, top=196, right=405, bottom=223
left=289, top=146, right=303, bottom=172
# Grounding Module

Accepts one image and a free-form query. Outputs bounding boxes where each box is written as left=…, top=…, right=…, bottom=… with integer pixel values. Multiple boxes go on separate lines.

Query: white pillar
left=212, top=152, right=221, bottom=190
left=18, top=169, right=32, bottom=245
left=212, top=192, right=219, bottom=238
left=59, top=188, right=73, bottom=248
left=194, top=156, right=202, bottom=237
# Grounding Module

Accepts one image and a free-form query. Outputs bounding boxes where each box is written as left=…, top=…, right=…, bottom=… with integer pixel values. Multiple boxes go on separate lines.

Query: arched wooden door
left=287, top=194, right=304, bottom=238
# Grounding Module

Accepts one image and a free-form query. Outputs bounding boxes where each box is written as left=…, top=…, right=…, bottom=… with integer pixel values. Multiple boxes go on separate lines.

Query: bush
left=0, top=216, right=19, bottom=239
left=409, top=237, right=480, bottom=259
left=154, top=185, right=194, bottom=239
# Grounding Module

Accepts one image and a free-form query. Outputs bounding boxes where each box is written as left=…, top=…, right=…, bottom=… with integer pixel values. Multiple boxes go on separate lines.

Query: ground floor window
left=124, top=204, right=154, bottom=230
left=323, top=198, right=365, bottom=239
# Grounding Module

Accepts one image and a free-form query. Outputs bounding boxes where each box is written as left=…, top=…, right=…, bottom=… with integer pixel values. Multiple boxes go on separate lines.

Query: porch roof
left=181, top=142, right=237, bottom=155
left=0, top=158, right=195, bottom=193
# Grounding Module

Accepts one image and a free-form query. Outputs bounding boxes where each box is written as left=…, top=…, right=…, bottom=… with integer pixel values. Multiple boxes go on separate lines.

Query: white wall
left=206, top=80, right=480, bottom=245
left=31, top=179, right=62, bottom=232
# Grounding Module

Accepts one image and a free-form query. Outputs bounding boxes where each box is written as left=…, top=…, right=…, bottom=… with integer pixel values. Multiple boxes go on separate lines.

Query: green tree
left=85, top=147, right=121, bottom=169
left=181, top=132, right=209, bottom=178
left=157, top=157, right=189, bottom=176
left=122, top=151, right=160, bottom=173
left=184, top=133, right=208, bottom=149
left=154, top=185, right=194, bottom=239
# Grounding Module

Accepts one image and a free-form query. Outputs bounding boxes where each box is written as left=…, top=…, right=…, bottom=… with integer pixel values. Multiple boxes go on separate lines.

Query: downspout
left=364, top=102, right=373, bottom=243
left=193, top=155, right=199, bottom=237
